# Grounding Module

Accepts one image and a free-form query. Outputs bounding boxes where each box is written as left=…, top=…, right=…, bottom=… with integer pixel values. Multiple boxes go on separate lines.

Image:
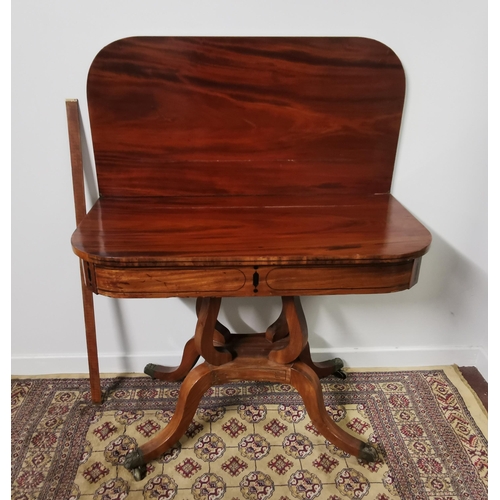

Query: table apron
left=90, top=259, right=421, bottom=298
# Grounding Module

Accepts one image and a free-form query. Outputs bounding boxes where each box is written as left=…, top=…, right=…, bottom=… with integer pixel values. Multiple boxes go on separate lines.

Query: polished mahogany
left=67, top=37, right=431, bottom=479
left=87, top=37, right=405, bottom=198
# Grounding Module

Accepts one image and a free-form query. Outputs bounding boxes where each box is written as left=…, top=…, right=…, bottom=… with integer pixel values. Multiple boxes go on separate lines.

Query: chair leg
left=67, top=102, right=101, bottom=404
left=80, top=274, right=101, bottom=404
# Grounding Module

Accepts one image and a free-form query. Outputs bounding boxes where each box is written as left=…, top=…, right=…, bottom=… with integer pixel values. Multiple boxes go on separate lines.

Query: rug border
left=11, top=365, right=488, bottom=500
left=344, top=365, right=489, bottom=436
left=12, top=364, right=487, bottom=436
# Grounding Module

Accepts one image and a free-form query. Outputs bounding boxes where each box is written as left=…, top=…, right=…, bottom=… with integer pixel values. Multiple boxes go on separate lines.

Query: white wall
left=11, top=1, right=488, bottom=380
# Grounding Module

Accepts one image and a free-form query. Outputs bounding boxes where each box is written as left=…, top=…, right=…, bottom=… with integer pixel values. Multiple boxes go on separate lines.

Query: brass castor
left=144, top=363, right=157, bottom=378
left=124, top=449, right=147, bottom=481
left=358, top=442, right=379, bottom=463
left=131, top=465, right=147, bottom=481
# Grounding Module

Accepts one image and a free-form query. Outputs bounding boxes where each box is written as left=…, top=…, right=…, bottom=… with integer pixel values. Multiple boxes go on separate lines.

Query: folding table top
left=73, top=37, right=430, bottom=268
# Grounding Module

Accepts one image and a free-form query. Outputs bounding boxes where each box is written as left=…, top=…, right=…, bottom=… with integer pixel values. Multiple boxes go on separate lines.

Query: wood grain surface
left=72, top=194, right=430, bottom=267
left=87, top=37, right=405, bottom=198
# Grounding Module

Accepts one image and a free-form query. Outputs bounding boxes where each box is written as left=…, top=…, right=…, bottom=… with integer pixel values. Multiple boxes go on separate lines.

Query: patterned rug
left=11, top=366, right=487, bottom=500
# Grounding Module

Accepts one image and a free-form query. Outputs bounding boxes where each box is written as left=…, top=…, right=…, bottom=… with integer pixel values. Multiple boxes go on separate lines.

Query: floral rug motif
left=11, top=366, right=487, bottom=499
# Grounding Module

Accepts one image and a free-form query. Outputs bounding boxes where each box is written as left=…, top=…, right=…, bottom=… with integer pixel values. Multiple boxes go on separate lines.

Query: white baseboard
left=314, top=345, right=486, bottom=375
left=12, top=345, right=487, bottom=380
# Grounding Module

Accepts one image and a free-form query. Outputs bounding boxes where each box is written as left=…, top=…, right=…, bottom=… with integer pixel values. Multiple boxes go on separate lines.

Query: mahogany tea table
left=67, top=36, right=431, bottom=480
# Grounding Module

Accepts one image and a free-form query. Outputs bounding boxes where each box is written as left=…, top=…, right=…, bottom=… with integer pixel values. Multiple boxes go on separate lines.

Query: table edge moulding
left=66, top=36, right=431, bottom=480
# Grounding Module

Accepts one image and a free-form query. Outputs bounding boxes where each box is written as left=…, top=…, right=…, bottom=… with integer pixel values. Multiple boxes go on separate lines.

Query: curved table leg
left=298, top=343, right=346, bottom=379
left=129, top=296, right=375, bottom=482
left=289, top=361, right=378, bottom=462
left=144, top=298, right=232, bottom=381
left=144, top=337, right=200, bottom=382
left=124, top=362, right=214, bottom=477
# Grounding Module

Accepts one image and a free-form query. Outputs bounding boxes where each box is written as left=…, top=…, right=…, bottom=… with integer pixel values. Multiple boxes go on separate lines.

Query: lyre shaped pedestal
left=124, top=296, right=378, bottom=480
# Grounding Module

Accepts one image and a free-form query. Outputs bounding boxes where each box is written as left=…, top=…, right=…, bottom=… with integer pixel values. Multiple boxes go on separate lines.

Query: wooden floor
left=459, top=366, right=488, bottom=411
